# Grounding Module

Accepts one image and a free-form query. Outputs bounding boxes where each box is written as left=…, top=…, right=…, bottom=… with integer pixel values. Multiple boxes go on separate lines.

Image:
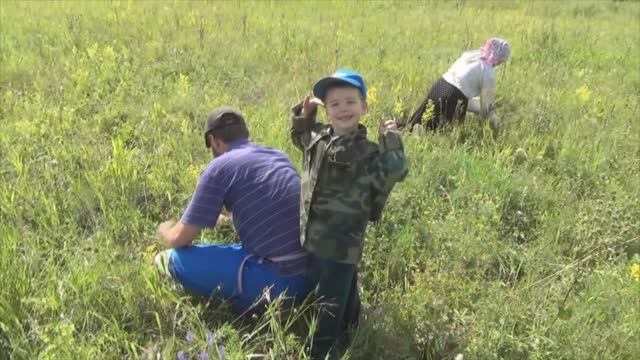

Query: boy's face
left=324, top=86, right=368, bottom=135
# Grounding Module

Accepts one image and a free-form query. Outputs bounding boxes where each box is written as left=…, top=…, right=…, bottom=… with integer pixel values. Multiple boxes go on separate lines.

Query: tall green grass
left=1, top=1, right=639, bottom=359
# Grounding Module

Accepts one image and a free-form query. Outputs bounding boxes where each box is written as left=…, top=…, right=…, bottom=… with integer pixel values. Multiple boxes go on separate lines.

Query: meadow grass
left=1, top=1, right=639, bottom=359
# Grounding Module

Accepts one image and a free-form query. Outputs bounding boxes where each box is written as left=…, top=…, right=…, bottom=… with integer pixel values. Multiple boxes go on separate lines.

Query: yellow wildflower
left=576, top=85, right=591, bottom=102
left=178, top=73, right=191, bottom=97
left=630, top=263, right=640, bottom=281
left=143, top=243, right=158, bottom=263
left=393, top=96, right=404, bottom=117
left=86, top=43, right=99, bottom=59
left=368, top=85, right=377, bottom=106
left=422, top=102, right=435, bottom=125
left=187, top=164, right=201, bottom=182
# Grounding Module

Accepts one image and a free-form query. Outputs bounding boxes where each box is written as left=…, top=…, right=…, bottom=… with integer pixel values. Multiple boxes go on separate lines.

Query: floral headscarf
left=480, top=37, right=511, bottom=66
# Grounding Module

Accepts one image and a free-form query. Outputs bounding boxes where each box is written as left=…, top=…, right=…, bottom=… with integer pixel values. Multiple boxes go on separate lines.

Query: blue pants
left=167, top=244, right=312, bottom=312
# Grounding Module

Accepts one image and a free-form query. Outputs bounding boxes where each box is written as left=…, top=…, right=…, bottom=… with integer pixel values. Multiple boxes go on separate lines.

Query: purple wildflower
left=218, top=345, right=226, bottom=360
left=186, top=331, right=194, bottom=344
left=206, top=330, right=215, bottom=347
left=198, top=351, right=209, bottom=360
left=177, top=350, right=187, bottom=360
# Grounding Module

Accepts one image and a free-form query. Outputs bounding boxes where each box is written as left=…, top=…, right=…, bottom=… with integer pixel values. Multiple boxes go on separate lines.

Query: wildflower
left=455, top=354, right=464, bottom=360
left=630, top=263, right=640, bottom=281
left=143, top=244, right=158, bottom=263
left=206, top=330, right=215, bottom=347
left=199, top=351, right=209, bottom=360
left=188, top=164, right=202, bottom=182
left=86, top=43, right=99, bottom=59
left=178, top=73, right=191, bottom=97
left=368, top=85, right=377, bottom=106
left=102, top=45, right=116, bottom=64
left=421, top=102, right=434, bottom=124
left=218, top=345, right=226, bottom=360
left=186, top=331, right=194, bottom=344
left=177, top=351, right=187, bottom=360
left=393, top=96, right=404, bottom=117
left=576, top=85, right=591, bottom=102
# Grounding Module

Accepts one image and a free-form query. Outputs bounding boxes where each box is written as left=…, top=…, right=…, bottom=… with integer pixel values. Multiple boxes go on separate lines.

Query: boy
left=290, top=68, right=408, bottom=359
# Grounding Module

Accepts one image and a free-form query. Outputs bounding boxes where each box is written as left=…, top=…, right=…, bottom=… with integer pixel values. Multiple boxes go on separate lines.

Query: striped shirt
left=180, top=139, right=308, bottom=275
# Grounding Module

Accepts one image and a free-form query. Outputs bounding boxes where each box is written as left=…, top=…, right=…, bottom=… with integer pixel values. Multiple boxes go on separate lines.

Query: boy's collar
left=328, top=124, right=367, bottom=139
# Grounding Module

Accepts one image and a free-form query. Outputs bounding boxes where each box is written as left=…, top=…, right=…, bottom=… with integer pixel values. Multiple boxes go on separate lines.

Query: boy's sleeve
left=290, top=102, right=319, bottom=151
left=369, top=130, right=408, bottom=221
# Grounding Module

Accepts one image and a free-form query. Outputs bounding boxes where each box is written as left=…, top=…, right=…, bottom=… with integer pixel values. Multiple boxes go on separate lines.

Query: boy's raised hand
left=379, top=119, right=398, bottom=134
left=301, top=95, right=323, bottom=116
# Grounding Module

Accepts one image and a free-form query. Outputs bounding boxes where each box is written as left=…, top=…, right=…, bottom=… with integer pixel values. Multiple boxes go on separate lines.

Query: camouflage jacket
left=290, top=102, right=408, bottom=264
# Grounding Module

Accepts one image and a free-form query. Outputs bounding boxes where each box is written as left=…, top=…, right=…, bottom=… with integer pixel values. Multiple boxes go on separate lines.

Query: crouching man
left=155, top=107, right=312, bottom=311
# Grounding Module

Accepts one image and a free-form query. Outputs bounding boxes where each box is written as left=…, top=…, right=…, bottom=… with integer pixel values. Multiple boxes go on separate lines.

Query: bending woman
left=409, top=37, right=511, bottom=131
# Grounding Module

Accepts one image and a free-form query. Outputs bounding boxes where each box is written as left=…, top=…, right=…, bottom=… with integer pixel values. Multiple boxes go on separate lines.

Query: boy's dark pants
left=308, top=254, right=361, bottom=360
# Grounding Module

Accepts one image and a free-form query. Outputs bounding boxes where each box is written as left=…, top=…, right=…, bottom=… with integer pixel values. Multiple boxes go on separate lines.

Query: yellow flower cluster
left=143, top=243, right=158, bottom=264
left=187, top=164, right=201, bottom=182
left=368, top=85, right=377, bottom=106
left=576, top=85, right=591, bottom=102
left=630, top=263, right=640, bottom=282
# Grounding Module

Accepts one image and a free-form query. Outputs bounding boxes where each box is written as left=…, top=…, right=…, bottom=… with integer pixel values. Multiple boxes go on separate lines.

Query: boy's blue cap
left=313, top=68, right=367, bottom=101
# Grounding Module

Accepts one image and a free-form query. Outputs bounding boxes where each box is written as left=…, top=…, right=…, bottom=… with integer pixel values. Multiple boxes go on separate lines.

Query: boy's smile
left=324, top=86, right=368, bottom=135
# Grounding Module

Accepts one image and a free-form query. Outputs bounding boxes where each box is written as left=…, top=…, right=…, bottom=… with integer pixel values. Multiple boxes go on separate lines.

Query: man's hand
left=217, top=213, right=232, bottom=227
left=379, top=119, right=398, bottom=134
left=157, top=221, right=175, bottom=240
left=301, top=95, right=323, bottom=116
left=157, top=220, right=201, bottom=249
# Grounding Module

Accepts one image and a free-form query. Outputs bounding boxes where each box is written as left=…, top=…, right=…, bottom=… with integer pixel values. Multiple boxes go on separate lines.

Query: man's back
left=181, top=140, right=306, bottom=275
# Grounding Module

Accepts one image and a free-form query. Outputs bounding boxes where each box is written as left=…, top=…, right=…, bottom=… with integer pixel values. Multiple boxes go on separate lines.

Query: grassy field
left=1, top=1, right=639, bottom=359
